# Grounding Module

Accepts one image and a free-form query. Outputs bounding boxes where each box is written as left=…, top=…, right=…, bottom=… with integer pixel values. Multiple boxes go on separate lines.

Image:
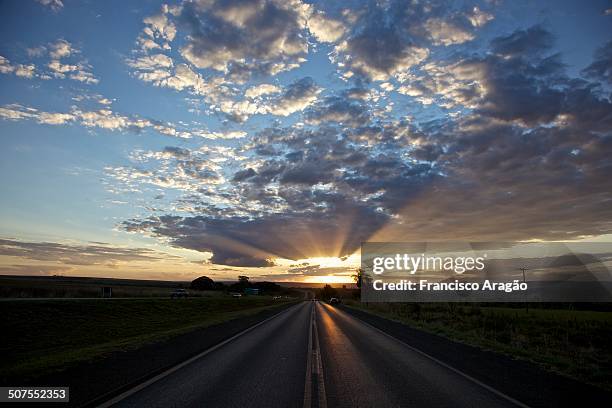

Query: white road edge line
left=329, top=305, right=531, bottom=408
left=312, top=303, right=327, bottom=408
left=96, top=302, right=302, bottom=408
left=302, top=302, right=314, bottom=408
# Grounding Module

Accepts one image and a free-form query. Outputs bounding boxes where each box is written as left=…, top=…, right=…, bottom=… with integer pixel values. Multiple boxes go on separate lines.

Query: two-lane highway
left=105, top=301, right=525, bottom=408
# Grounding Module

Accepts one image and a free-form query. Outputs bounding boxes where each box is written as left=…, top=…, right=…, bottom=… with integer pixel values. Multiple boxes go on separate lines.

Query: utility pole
left=519, top=267, right=528, bottom=313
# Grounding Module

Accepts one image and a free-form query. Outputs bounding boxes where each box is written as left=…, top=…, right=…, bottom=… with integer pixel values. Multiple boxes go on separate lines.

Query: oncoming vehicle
left=171, top=288, right=188, bottom=299
left=329, top=297, right=340, bottom=304
left=230, top=292, right=242, bottom=298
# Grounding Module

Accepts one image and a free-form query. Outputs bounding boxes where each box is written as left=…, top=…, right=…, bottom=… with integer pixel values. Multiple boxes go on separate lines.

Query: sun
left=303, top=275, right=354, bottom=284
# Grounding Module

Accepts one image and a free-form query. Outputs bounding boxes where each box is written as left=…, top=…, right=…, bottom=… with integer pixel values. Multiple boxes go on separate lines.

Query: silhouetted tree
left=190, top=276, right=215, bottom=291
left=230, top=275, right=251, bottom=291
left=319, top=284, right=337, bottom=300
left=353, top=268, right=364, bottom=288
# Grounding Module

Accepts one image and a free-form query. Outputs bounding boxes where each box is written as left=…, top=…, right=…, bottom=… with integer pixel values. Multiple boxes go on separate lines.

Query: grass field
left=0, top=275, right=187, bottom=298
left=0, top=296, right=295, bottom=381
left=344, top=301, right=612, bottom=391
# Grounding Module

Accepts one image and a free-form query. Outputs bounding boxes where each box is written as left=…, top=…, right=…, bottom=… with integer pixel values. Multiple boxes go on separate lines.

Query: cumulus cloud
left=1, top=39, right=98, bottom=83
left=245, top=83, right=280, bottom=98
left=0, top=56, right=38, bottom=79
left=114, top=24, right=612, bottom=269
left=178, top=0, right=309, bottom=74
left=332, top=0, right=493, bottom=81
left=307, top=10, right=346, bottom=43
left=0, top=56, right=13, bottom=74
left=49, top=39, right=74, bottom=59
left=339, top=22, right=429, bottom=81
left=126, top=0, right=344, bottom=122
left=305, top=95, right=370, bottom=127
left=268, top=77, right=321, bottom=116
left=107, top=146, right=223, bottom=193
left=423, top=18, right=475, bottom=46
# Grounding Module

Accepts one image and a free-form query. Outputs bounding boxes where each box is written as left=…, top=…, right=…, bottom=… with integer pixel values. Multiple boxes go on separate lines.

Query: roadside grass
left=0, top=296, right=294, bottom=381
left=343, top=301, right=612, bottom=391
left=0, top=276, right=189, bottom=298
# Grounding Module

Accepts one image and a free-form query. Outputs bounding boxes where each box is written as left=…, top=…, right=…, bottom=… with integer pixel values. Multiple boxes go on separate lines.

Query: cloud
left=0, top=264, right=72, bottom=275
left=582, top=40, right=612, bottom=84
left=127, top=1, right=348, bottom=122
left=0, top=238, right=176, bottom=266
left=307, top=10, right=346, bottom=43
left=268, top=77, right=321, bottom=116
left=0, top=56, right=13, bottom=74
left=490, top=25, right=553, bottom=58
left=245, top=83, right=280, bottom=98
left=14, top=64, right=36, bottom=78
left=35, top=0, right=63, bottom=12
left=142, top=5, right=177, bottom=46
left=4, top=2, right=612, bottom=275
left=332, top=1, right=493, bottom=81
left=107, top=145, right=225, bottom=193
left=1, top=39, right=98, bottom=83
left=423, top=18, right=475, bottom=46
left=340, top=22, right=429, bottom=81
left=121, top=204, right=387, bottom=267
left=49, top=39, right=74, bottom=59
left=178, top=0, right=309, bottom=75
left=305, top=95, right=370, bottom=127
left=114, top=24, right=612, bottom=268
left=45, top=39, right=98, bottom=83
left=399, top=25, right=577, bottom=126
left=0, top=56, right=38, bottom=79
left=0, top=103, right=208, bottom=138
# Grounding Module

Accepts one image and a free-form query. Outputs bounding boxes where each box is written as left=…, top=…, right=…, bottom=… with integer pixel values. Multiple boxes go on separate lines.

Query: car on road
left=171, top=288, right=188, bottom=299
left=230, top=292, right=242, bottom=298
left=329, top=297, right=340, bottom=304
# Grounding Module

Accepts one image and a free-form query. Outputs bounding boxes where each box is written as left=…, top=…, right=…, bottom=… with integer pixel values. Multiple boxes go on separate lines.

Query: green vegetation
left=344, top=301, right=612, bottom=391
left=0, top=275, right=186, bottom=298
left=0, top=296, right=295, bottom=381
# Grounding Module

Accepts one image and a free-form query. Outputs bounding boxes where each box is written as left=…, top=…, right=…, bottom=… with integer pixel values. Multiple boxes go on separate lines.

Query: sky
left=0, top=0, right=611, bottom=283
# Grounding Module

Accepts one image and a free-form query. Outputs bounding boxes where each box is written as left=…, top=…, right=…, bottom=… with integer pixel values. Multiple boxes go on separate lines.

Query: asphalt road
left=107, top=301, right=524, bottom=408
